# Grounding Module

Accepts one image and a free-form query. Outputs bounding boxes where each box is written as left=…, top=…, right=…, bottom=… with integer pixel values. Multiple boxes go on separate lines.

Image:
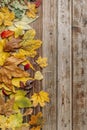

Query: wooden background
left=31, top=0, right=87, bottom=130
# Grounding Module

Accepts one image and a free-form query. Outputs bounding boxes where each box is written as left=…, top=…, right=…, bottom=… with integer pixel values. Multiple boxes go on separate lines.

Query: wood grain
left=73, top=0, right=87, bottom=130
left=42, top=0, right=57, bottom=129
left=57, top=0, right=72, bottom=130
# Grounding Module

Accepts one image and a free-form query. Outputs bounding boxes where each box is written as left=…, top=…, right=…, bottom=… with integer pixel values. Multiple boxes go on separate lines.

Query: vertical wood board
left=57, top=0, right=72, bottom=130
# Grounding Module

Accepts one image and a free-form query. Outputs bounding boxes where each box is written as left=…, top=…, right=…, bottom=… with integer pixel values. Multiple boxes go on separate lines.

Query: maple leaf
left=29, top=112, right=44, bottom=130
left=0, top=56, right=29, bottom=90
left=36, top=56, right=48, bottom=68
left=31, top=91, right=50, bottom=107
left=0, top=7, right=15, bottom=26
left=0, top=96, right=15, bottom=116
left=4, top=37, right=22, bottom=52
left=26, top=2, right=37, bottom=18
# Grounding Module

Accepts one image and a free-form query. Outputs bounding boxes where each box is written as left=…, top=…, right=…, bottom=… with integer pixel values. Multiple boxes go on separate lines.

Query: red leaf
left=35, top=0, right=42, bottom=8
left=1, top=30, right=14, bottom=39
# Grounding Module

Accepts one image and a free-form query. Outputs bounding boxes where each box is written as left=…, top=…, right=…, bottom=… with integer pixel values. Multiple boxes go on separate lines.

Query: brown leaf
left=0, top=56, right=29, bottom=90
left=4, top=37, right=22, bottom=52
left=23, top=108, right=33, bottom=116
left=0, top=96, right=15, bottom=116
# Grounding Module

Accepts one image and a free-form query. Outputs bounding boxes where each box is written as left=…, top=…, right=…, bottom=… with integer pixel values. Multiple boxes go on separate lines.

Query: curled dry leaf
left=0, top=56, right=29, bottom=90
left=23, top=108, right=33, bottom=116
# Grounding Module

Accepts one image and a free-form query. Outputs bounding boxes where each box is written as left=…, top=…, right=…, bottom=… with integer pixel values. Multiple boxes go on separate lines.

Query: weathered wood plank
left=42, top=0, right=57, bottom=130
left=73, top=0, right=87, bottom=130
left=57, top=0, right=72, bottom=130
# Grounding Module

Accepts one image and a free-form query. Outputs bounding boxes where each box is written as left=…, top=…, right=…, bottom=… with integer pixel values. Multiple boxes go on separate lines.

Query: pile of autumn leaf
left=0, top=1, right=49, bottom=130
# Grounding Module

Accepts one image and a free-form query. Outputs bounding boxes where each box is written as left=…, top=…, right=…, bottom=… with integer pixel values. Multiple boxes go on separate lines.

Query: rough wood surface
left=73, top=0, right=87, bottom=130
left=42, top=0, right=57, bottom=129
left=57, top=0, right=72, bottom=130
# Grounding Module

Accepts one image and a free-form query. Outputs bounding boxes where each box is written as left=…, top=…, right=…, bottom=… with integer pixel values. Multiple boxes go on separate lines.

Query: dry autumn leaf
left=0, top=7, right=15, bottom=26
left=31, top=91, right=49, bottom=107
left=4, top=37, right=22, bottom=52
left=13, top=29, right=42, bottom=58
left=12, top=77, right=33, bottom=88
left=36, top=56, right=48, bottom=68
left=34, top=71, right=43, bottom=80
left=0, top=96, right=15, bottom=116
left=23, top=108, right=33, bottom=116
left=0, top=56, right=29, bottom=90
left=26, top=3, right=37, bottom=18
left=29, top=112, right=44, bottom=130
left=14, top=40, right=42, bottom=58
left=0, top=39, right=10, bottom=66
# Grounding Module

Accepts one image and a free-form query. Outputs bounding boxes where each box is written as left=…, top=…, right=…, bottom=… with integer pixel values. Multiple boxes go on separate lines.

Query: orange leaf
left=1, top=30, right=14, bottom=39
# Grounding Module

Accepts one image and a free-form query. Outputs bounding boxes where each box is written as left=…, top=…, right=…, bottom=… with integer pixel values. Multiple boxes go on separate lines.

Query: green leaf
left=15, top=96, right=32, bottom=108
left=15, top=90, right=27, bottom=96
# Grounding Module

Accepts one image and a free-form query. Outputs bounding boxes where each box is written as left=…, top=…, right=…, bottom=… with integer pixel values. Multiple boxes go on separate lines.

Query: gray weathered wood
left=73, top=0, right=87, bottom=130
left=42, top=0, right=57, bottom=129
left=57, top=0, right=72, bottom=130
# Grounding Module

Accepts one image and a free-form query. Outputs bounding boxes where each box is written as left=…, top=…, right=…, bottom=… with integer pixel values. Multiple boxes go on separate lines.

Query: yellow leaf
left=0, top=7, right=15, bottom=26
left=0, top=52, right=10, bottom=66
left=14, top=40, right=42, bottom=58
left=34, top=71, right=43, bottom=80
left=14, top=27, right=23, bottom=38
left=12, top=77, right=33, bottom=88
left=26, top=3, right=37, bottom=18
left=36, top=56, right=48, bottom=68
left=0, top=40, right=10, bottom=66
left=31, top=91, right=49, bottom=107
left=23, top=29, right=36, bottom=40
